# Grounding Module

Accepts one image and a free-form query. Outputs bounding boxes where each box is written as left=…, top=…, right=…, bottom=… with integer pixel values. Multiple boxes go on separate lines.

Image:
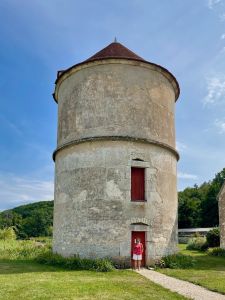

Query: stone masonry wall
left=53, top=140, right=178, bottom=264
left=53, top=58, right=178, bottom=265
left=219, top=183, right=225, bottom=249
left=56, top=60, right=176, bottom=149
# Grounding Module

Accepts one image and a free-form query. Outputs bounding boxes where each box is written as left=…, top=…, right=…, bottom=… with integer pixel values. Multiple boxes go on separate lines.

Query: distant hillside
left=0, top=201, right=53, bottom=238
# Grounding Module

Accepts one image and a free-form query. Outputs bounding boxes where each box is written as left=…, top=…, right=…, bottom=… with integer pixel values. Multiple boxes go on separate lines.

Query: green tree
left=201, top=168, right=225, bottom=227
left=0, top=211, right=22, bottom=228
left=0, top=201, right=53, bottom=238
left=178, top=168, right=225, bottom=228
left=21, top=209, right=53, bottom=237
left=178, top=186, right=202, bottom=228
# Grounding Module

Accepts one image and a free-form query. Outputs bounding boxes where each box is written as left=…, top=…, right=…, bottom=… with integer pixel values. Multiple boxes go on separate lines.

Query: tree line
left=0, top=168, right=224, bottom=237
left=0, top=201, right=53, bottom=238
left=178, top=168, right=225, bottom=228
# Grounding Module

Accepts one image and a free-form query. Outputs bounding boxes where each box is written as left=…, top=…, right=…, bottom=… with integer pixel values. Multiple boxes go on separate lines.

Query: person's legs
left=138, top=259, right=141, bottom=270
left=134, top=260, right=137, bottom=270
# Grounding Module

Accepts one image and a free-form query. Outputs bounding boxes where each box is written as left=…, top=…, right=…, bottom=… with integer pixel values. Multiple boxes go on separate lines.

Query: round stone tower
left=52, top=41, right=180, bottom=265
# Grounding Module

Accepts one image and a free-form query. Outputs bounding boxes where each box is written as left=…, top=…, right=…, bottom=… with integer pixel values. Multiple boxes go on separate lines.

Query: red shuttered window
left=131, top=167, right=145, bottom=201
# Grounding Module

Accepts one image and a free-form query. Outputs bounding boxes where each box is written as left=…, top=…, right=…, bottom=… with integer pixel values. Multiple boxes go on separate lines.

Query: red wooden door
left=131, top=231, right=146, bottom=267
left=131, top=167, right=145, bottom=201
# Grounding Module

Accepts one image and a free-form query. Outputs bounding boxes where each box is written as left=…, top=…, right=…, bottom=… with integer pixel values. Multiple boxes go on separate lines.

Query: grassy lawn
left=158, top=244, right=225, bottom=295
left=0, top=259, right=188, bottom=300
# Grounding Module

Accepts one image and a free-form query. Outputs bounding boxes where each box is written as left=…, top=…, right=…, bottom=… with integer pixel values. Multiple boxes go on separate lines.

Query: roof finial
left=114, top=37, right=117, bottom=43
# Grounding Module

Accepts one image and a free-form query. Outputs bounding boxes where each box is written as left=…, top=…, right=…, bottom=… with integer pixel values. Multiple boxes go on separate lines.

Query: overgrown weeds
left=209, top=247, right=225, bottom=257
left=35, top=251, right=115, bottom=272
left=156, top=254, right=195, bottom=269
left=0, top=239, right=50, bottom=260
left=186, top=237, right=208, bottom=251
left=0, top=240, right=114, bottom=272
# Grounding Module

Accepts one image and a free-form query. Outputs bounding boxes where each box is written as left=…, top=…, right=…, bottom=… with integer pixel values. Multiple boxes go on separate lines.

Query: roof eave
left=53, top=57, right=180, bottom=103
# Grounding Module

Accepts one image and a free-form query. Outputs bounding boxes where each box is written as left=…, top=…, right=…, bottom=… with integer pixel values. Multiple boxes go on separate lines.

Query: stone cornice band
left=53, top=136, right=179, bottom=161
left=53, top=58, right=180, bottom=103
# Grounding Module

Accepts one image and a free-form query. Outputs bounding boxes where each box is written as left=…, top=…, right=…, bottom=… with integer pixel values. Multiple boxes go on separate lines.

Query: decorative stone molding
left=130, top=160, right=151, bottom=168
left=53, top=136, right=179, bottom=161
left=130, top=217, right=150, bottom=226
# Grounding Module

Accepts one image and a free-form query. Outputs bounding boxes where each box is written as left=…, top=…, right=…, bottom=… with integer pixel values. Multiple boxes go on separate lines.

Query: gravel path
left=137, top=269, right=225, bottom=300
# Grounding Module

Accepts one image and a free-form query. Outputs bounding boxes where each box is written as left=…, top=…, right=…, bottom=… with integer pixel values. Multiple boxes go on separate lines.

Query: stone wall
left=178, top=228, right=213, bottom=244
left=219, top=183, right=225, bottom=249
left=53, top=57, right=179, bottom=265
left=55, top=60, right=176, bottom=149
left=53, top=140, right=178, bottom=264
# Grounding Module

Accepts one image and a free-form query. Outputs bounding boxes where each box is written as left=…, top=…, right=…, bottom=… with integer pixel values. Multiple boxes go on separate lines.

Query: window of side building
left=131, top=167, right=145, bottom=201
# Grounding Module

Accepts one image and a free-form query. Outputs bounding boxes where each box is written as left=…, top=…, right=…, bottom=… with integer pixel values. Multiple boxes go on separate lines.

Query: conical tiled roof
left=85, top=41, right=145, bottom=62
left=54, top=41, right=180, bottom=101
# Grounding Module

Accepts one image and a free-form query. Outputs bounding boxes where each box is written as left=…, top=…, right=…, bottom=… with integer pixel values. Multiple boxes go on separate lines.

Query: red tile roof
left=85, top=41, right=145, bottom=62
left=54, top=41, right=180, bottom=101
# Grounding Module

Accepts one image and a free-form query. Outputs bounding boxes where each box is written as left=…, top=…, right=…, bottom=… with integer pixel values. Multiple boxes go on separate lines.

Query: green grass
left=0, top=260, right=188, bottom=300
left=0, top=240, right=187, bottom=300
left=158, top=244, right=225, bottom=295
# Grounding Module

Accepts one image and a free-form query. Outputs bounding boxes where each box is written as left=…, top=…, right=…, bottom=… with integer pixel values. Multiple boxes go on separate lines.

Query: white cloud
left=208, top=0, right=222, bottom=9
left=203, top=76, right=225, bottom=105
left=220, top=13, right=225, bottom=21
left=176, top=141, right=187, bottom=152
left=215, top=119, right=225, bottom=133
left=221, top=34, right=225, bottom=39
left=178, top=172, right=198, bottom=180
left=0, top=173, right=54, bottom=211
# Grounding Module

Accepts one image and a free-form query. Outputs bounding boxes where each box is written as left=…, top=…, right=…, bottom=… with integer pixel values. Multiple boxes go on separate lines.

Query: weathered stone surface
left=218, top=182, right=225, bottom=249
left=53, top=53, right=179, bottom=265
left=56, top=60, right=176, bottom=149
left=53, top=140, right=178, bottom=263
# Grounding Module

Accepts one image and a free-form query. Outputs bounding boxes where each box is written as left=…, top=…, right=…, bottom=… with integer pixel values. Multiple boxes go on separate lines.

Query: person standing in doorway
left=133, top=238, right=143, bottom=270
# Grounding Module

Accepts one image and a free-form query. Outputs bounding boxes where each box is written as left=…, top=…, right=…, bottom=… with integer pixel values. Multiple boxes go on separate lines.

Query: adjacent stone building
left=52, top=41, right=180, bottom=265
left=218, top=182, right=225, bottom=249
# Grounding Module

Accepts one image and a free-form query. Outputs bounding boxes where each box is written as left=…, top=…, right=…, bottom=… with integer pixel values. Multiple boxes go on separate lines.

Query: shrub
left=94, top=259, right=115, bottom=272
left=186, top=237, right=208, bottom=251
left=0, top=227, right=16, bottom=240
left=35, top=251, right=115, bottom=272
left=0, top=239, right=49, bottom=260
left=111, top=256, right=131, bottom=269
left=154, top=259, right=166, bottom=268
left=206, top=228, right=220, bottom=247
left=200, top=242, right=209, bottom=251
left=31, top=237, right=52, bottom=243
left=209, top=247, right=225, bottom=257
left=193, top=232, right=201, bottom=238
left=158, top=254, right=195, bottom=269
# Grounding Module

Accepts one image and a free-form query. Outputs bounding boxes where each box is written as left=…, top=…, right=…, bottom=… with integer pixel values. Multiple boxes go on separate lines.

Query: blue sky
left=0, top=0, right=225, bottom=210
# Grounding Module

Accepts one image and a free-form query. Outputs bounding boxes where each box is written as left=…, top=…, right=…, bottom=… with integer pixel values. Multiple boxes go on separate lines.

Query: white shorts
left=133, top=254, right=142, bottom=261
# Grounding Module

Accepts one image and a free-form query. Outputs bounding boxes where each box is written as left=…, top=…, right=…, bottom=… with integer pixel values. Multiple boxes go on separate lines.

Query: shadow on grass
left=0, top=259, right=62, bottom=274
left=178, top=247, right=225, bottom=271
left=190, top=255, right=225, bottom=271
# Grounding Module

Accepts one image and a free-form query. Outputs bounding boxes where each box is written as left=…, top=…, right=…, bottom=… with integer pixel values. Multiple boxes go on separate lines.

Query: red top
left=133, top=243, right=143, bottom=255
left=86, top=42, right=145, bottom=62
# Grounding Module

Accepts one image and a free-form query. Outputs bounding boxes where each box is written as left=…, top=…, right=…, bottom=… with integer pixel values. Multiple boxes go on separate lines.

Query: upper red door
left=131, top=167, right=145, bottom=201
